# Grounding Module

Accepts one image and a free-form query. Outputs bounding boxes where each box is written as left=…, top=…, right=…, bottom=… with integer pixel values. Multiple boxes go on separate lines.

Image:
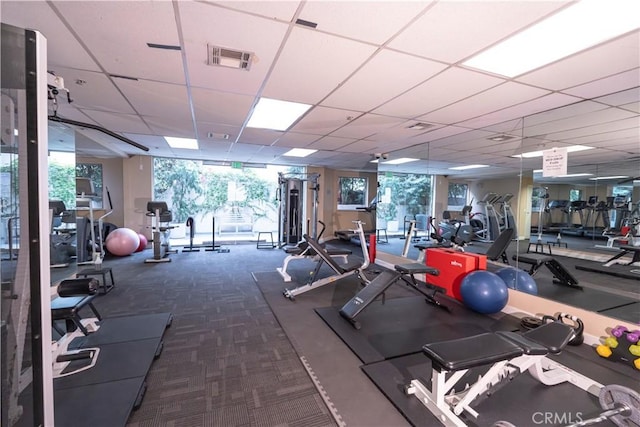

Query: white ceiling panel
left=208, top=1, right=301, bottom=22
left=262, top=27, right=377, bottom=104
left=389, top=0, right=569, bottom=63
left=525, top=112, right=638, bottom=141
left=3, top=1, right=634, bottom=176
left=299, top=1, right=430, bottom=45
left=53, top=1, right=185, bottom=84
left=1, top=1, right=100, bottom=71
left=517, top=31, right=640, bottom=90
left=290, top=106, right=360, bottom=135
left=330, top=114, right=407, bottom=139
left=47, top=66, right=135, bottom=114
left=596, top=87, right=640, bottom=108
left=273, top=132, right=320, bottom=148
left=457, top=93, right=581, bottom=131
left=82, top=110, right=152, bottom=134
left=373, top=66, right=505, bottom=118
left=418, top=82, right=550, bottom=125
left=237, top=128, right=281, bottom=146
left=191, top=88, right=255, bottom=126
left=562, top=69, right=640, bottom=99
left=145, top=115, right=196, bottom=139
left=322, top=49, right=447, bottom=112
left=115, top=79, right=191, bottom=120
left=179, top=1, right=289, bottom=95
left=308, top=136, right=359, bottom=151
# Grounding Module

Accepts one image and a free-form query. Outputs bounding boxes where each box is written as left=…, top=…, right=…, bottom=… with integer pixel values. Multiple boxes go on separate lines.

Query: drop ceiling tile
left=388, top=1, right=569, bottom=63
left=47, top=66, right=135, bottom=114
left=339, top=140, right=386, bottom=154
left=54, top=1, right=185, bottom=84
left=262, top=27, right=377, bottom=104
left=418, top=82, right=550, bottom=125
left=82, top=110, right=151, bottom=134
left=322, top=49, right=447, bottom=112
left=146, top=115, right=196, bottom=138
left=273, top=132, right=321, bottom=148
left=115, top=79, right=191, bottom=120
left=373, top=66, right=505, bottom=118
left=517, top=31, right=640, bottom=91
left=195, top=123, right=241, bottom=143
left=209, top=1, right=302, bottom=21
left=237, top=128, right=281, bottom=145
left=191, top=88, right=255, bottom=126
left=562, top=69, right=640, bottom=99
left=308, top=136, right=359, bottom=151
left=1, top=1, right=101, bottom=71
left=299, top=1, right=431, bottom=45
left=290, top=106, right=361, bottom=135
left=331, top=114, right=408, bottom=139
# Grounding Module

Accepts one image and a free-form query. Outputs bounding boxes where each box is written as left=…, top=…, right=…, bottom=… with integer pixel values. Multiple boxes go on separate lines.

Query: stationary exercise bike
left=145, top=201, right=175, bottom=263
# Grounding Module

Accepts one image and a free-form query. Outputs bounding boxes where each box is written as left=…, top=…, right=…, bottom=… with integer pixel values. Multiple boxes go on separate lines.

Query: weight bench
left=277, top=244, right=352, bottom=282
left=51, top=278, right=102, bottom=336
left=513, top=253, right=582, bottom=289
left=340, top=263, right=442, bottom=329
left=405, top=321, right=602, bottom=427
left=283, top=234, right=368, bottom=300
left=603, top=244, right=640, bottom=266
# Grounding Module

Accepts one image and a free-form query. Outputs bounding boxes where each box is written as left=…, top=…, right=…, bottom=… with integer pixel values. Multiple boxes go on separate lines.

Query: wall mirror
left=377, top=87, right=639, bottom=323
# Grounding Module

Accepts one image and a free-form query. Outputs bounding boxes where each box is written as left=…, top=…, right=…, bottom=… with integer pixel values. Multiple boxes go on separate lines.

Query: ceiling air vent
left=207, top=44, right=252, bottom=71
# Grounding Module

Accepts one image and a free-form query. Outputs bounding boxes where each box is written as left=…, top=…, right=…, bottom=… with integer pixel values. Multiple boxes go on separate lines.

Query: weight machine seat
left=303, top=234, right=362, bottom=274
left=422, top=322, right=573, bottom=372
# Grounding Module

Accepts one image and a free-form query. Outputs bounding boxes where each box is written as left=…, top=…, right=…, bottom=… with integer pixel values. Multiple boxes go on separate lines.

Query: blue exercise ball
left=495, top=267, right=538, bottom=295
left=460, top=270, right=509, bottom=314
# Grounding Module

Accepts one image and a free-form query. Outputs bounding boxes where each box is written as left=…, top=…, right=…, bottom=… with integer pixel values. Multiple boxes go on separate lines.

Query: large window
left=447, top=183, right=468, bottom=211
left=76, top=163, right=104, bottom=208
left=337, top=176, right=368, bottom=210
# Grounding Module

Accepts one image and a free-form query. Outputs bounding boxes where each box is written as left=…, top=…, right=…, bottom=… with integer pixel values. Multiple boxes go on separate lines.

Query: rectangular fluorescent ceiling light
left=512, top=145, right=593, bottom=158
left=449, top=164, right=489, bottom=171
left=552, top=173, right=593, bottom=178
left=247, top=98, right=312, bottom=131
left=589, top=176, right=629, bottom=180
left=282, top=148, right=317, bottom=158
left=533, top=169, right=593, bottom=178
left=463, top=0, right=640, bottom=77
left=383, top=158, right=419, bottom=165
left=164, top=136, right=198, bottom=150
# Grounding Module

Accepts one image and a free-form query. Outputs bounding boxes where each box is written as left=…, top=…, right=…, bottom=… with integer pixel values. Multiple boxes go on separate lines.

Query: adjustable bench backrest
left=485, top=227, right=514, bottom=262
left=303, top=234, right=347, bottom=274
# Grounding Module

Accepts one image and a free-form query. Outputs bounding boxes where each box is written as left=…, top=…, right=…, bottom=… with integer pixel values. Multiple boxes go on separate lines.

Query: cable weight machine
left=277, top=172, right=320, bottom=247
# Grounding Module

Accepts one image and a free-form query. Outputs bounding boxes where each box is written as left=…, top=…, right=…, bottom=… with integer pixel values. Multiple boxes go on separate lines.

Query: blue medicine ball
left=460, top=270, right=509, bottom=314
left=495, top=267, right=538, bottom=296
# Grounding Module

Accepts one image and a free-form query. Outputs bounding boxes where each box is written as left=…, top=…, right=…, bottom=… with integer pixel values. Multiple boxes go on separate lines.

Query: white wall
left=76, top=156, right=124, bottom=227
left=122, top=156, right=153, bottom=239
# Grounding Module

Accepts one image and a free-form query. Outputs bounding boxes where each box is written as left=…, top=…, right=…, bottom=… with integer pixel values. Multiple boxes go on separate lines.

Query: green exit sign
left=231, top=161, right=243, bottom=169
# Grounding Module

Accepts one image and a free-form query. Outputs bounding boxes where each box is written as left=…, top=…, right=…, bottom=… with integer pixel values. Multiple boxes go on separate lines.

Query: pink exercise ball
left=135, top=233, right=148, bottom=252
left=105, top=228, right=140, bottom=256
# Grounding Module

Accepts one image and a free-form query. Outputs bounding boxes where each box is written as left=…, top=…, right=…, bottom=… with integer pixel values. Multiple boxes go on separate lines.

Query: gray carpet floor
left=86, top=245, right=338, bottom=427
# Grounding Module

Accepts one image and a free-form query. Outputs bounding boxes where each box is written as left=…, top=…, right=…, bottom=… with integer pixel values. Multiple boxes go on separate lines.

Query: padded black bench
left=340, top=263, right=442, bottom=329
left=513, top=253, right=581, bottom=289
left=52, top=278, right=102, bottom=335
left=406, top=321, right=601, bottom=426
left=423, top=321, right=571, bottom=372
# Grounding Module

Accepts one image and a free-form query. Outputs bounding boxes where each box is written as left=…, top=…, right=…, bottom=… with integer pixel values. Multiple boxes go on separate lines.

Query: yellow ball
left=634, top=358, right=640, bottom=370
left=629, top=344, right=640, bottom=357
